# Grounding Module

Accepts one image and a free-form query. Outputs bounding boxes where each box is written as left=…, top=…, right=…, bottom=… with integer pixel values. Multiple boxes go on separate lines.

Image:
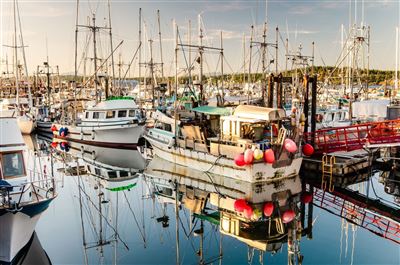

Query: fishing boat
left=0, top=117, right=57, bottom=263
left=144, top=104, right=304, bottom=183
left=52, top=97, right=146, bottom=150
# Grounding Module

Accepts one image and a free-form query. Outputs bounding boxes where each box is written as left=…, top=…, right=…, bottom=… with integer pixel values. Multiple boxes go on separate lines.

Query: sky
left=1, top=0, right=399, bottom=78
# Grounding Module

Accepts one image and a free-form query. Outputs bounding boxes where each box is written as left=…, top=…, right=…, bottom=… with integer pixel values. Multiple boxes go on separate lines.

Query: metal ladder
left=321, top=154, right=335, bottom=192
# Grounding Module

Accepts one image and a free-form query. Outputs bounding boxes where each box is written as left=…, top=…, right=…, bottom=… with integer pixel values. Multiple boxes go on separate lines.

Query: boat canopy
left=232, top=105, right=286, bottom=121
left=192, top=106, right=230, bottom=116
left=89, top=99, right=138, bottom=111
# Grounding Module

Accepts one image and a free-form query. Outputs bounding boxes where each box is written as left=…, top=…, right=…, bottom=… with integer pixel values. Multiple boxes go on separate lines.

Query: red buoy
left=234, top=153, right=246, bottom=166
left=51, top=142, right=58, bottom=148
left=263, top=202, right=274, bottom=217
left=282, top=209, right=296, bottom=223
left=243, top=204, right=253, bottom=219
left=264, top=149, right=275, bottom=164
left=234, top=199, right=247, bottom=212
left=51, top=125, right=57, bottom=132
left=301, top=192, right=313, bottom=204
left=302, top=143, right=314, bottom=156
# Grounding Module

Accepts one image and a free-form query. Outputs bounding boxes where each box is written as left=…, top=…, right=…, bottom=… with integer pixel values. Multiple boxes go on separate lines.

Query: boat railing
left=304, top=119, right=400, bottom=154
left=0, top=172, right=57, bottom=210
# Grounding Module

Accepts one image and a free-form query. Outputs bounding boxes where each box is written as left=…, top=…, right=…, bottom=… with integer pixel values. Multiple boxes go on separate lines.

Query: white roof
left=88, top=99, right=138, bottom=111
left=232, top=105, right=286, bottom=121
left=0, top=117, right=26, bottom=152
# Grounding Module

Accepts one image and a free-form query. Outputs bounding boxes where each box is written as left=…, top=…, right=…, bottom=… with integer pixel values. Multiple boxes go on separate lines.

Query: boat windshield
left=0, top=152, right=25, bottom=179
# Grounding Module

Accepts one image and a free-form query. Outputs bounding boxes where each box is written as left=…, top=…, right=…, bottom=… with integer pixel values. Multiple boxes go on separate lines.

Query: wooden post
left=267, top=73, right=274, bottom=108
left=303, top=74, right=310, bottom=134
left=276, top=73, right=283, bottom=108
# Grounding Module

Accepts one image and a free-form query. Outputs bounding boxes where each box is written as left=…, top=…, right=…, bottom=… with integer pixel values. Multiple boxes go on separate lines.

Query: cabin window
left=85, top=112, right=90, bottom=119
left=0, top=152, right=25, bottom=179
left=118, top=110, right=127, bottom=118
left=129, top=109, right=137, bottom=117
left=94, top=168, right=101, bottom=176
left=108, top=171, right=117, bottom=178
left=93, top=112, right=100, bottom=119
left=106, top=111, right=115, bottom=118
left=164, top=123, right=172, bottom=132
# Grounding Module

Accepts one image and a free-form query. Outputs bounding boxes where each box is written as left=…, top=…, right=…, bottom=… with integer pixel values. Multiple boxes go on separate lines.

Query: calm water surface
left=22, top=135, right=400, bottom=264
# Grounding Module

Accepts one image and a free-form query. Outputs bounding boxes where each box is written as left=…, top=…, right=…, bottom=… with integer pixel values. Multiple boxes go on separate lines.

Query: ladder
left=321, top=154, right=335, bottom=192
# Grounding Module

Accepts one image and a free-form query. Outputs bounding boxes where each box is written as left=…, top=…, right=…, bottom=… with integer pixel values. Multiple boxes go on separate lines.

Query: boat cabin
left=81, top=98, right=144, bottom=125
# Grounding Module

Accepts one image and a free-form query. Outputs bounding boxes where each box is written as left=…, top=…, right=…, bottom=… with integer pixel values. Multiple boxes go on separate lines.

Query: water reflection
left=3, top=232, right=51, bottom=265
left=7, top=135, right=399, bottom=264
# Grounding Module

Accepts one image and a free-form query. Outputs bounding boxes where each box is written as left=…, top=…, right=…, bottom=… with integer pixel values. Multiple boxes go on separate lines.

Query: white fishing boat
left=0, top=117, right=57, bottom=262
left=0, top=98, right=36, bottom=134
left=53, top=97, right=146, bottom=150
left=144, top=105, right=304, bottom=183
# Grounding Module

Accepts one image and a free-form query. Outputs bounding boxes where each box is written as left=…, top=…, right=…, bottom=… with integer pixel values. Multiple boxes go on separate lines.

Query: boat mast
left=220, top=31, right=224, bottom=104
left=15, top=0, right=32, bottom=108
left=157, top=10, right=164, bottom=79
left=13, top=0, right=19, bottom=106
left=92, top=14, right=99, bottom=103
left=149, top=39, right=155, bottom=109
left=107, top=0, right=116, bottom=95
left=396, top=27, right=399, bottom=94
left=138, top=8, right=142, bottom=105
left=188, top=20, right=192, bottom=87
left=74, top=0, right=79, bottom=123
left=198, top=14, right=204, bottom=103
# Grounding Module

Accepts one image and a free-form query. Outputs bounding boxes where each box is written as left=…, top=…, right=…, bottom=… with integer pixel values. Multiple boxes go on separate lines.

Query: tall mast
left=157, top=10, right=164, bottom=79
left=149, top=39, right=155, bottom=109
left=275, top=27, right=279, bottom=74
left=242, top=33, right=246, bottom=84
left=13, top=0, right=19, bottom=106
left=188, top=20, right=192, bottom=87
left=396, top=27, right=399, bottom=93
left=107, top=0, right=116, bottom=95
left=92, top=14, right=99, bottom=103
left=261, top=22, right=267, bottom=104
left=138, top=8, right=142, bottom=104
left=74, top=0, right=79, bottom=122
left=198, top=14, right=204, bottom=102
left=248, top=25, right=254, bottom=85
left=16, top=0, right=32, bottom=107
left=220, top=31, right=224, bottom=104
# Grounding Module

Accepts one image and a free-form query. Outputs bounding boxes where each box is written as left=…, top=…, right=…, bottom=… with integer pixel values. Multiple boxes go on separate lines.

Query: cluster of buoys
left=50, top=141, right=70, bottom=152
left=58, top=127, right=69, bottom=137
left=234, top=138, right=299, bottom=167
left=234, top=198, right=297, bottom=223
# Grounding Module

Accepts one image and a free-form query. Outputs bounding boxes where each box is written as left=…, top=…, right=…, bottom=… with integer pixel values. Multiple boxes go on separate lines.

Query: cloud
left=203, top=1, right=250, bottom=13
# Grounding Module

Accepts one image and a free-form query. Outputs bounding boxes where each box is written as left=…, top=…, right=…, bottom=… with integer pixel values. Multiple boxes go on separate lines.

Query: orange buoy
left=51, top=142, right=58, bottom=148
left=51, top=125, right=57, bottom=132
left=282, top=209, right=296, bottom=223
left=263, top=202, right=274, bottom=217
left=264, top=149, right=275, bottom=164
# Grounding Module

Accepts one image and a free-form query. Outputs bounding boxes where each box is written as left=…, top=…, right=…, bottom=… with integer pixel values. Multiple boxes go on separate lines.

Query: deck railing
left=304, top=119, right=400, bottom=154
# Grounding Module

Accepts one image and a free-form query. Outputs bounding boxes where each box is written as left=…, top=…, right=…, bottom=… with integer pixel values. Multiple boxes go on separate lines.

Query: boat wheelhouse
left=144, top=105, right=304, bottom=183
left=53, top=98, right=145, bottom=150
